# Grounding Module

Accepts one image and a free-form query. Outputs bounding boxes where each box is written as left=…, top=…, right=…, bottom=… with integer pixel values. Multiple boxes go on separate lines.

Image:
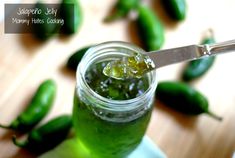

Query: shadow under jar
left=73, top=41, right=158, bottom=158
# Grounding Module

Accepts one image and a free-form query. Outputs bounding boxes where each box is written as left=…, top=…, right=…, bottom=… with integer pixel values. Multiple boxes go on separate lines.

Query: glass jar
left=73, top=41, right=158, bottom=158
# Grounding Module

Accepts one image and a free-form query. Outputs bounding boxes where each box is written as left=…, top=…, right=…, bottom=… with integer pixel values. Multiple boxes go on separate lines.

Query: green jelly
left=103, top=53, right=155, bottom=81
left=73, top=61, right=152, bottom=158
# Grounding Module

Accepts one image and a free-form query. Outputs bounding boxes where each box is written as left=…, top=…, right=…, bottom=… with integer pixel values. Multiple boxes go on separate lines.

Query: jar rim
left=76, top=41, right=158, bottom=112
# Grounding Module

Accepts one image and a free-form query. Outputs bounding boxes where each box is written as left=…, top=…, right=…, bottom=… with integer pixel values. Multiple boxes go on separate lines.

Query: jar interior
left=76, top=41, right=158, bottom=122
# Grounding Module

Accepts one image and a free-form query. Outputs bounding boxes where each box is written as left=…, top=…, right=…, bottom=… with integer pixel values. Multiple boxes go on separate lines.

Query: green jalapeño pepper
left=66, top=46, right=92, bottom=71
left=104, top=0, right=140, bottom=22
left=136, top=5, right=165, bottom=51
left=60, top=0, right=82, bottom=34
left=32, top=3, right=59, bottom=40
left=182, top=36, right=216, bottom=81
left=13, top=115, right=72, bottom=154
left=155, top=81, right=222, bottom=121
left=160, top=0, right=187, bottom=21
left=0, top=79, right=56, bottom=132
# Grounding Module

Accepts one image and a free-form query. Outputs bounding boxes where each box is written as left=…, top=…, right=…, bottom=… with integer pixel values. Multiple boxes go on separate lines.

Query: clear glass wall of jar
left=73, top=41, right=158, bottom=158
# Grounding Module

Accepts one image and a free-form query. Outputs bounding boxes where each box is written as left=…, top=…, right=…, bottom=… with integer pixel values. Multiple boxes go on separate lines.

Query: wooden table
left=0, top=0, right=235, bottom=158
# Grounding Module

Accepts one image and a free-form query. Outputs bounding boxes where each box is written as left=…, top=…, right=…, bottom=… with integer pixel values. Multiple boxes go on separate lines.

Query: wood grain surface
left=0, top=0, right=235, bottom=158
